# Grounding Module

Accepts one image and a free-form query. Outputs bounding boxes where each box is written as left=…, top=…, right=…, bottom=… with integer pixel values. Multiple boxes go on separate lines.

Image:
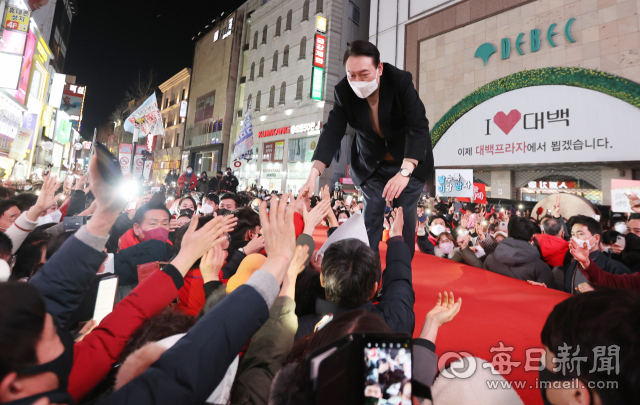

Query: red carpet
left=312, top=227, right=570, bottom=404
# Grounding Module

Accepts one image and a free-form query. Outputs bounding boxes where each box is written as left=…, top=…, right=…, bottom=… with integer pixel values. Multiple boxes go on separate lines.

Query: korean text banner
left=611, top=179, right=640, bottom=213
left=457, top=183, right=487, bottom=203
left=435, top=169, right=474, bottom=198
left=124, top=93, right=165, bottom=137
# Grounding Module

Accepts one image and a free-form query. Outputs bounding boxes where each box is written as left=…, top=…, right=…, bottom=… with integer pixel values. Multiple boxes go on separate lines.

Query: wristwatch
left=399, top=168, right=412, bottom=178
left=238, top=247, right=245, bottom=254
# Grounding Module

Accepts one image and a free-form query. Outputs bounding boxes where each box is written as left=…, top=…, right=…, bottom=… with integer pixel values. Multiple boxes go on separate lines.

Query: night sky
left=65, top=0, right=245, bottom=140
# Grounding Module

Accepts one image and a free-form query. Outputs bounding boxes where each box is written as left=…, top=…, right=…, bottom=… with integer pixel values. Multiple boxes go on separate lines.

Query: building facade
left=184, top=9, right=247, bottom=178
left=394, top=0, right=640, bottom=205
left=32, top=0, right=77, bottom=73
left=231, top=0, right=370, bottom=193
left=154, top=68, right=191, bottom=184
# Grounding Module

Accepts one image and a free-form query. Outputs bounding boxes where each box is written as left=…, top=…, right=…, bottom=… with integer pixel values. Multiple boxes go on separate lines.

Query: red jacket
left=535, top=234, right=569, bottom=268
left=68, top=268, right=181, bottom=402
left=177, top=172, right=197, bottom=191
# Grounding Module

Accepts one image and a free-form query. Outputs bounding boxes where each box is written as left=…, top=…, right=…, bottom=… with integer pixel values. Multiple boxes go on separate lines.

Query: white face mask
left=201, top=203, right=214, bottom=215
left=614, top=223, right=628, bottom=234
left=338, top=218, right=348, bottom=224
left=439, top=241, right=454, bottom=255
left=572, top=235, right=597, bottom=251
left=24, top=185, right=31, bottom=190
left=187, top=169, right=193, bottom=174
left=430, top=224, right=445, bottom=236
left=348, top=68, right=379, bottom=99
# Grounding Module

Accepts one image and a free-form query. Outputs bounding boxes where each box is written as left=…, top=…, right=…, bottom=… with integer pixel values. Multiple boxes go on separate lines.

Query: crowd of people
left=0, top=160, right=638, bottom=405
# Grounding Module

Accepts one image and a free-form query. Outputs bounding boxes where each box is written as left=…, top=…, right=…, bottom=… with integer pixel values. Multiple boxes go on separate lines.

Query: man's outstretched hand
left=389, top=207, right=404, bottom=238
left=419, top=291, right=462, bottom=344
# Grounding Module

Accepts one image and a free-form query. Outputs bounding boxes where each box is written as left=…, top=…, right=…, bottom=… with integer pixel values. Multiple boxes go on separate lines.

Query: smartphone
left=499, top=221, right=508, bottom=231
left=93, top=275, right=119, bottom=325
left=345, top=195, right=353, bottom=207
left=617, top=235, right=626, bottom=249
left=468, top=214, right=477, bottom=229
left=364, top=336, right=413, bottom=404
left=151, top=186, right=161, bottom=193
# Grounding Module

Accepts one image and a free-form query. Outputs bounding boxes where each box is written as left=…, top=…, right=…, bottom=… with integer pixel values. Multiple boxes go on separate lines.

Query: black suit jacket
left=313, top=63, right=433, bottom=186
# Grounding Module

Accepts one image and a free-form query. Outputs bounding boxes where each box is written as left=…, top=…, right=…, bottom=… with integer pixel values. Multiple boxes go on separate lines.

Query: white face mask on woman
left=430, top=224, right=445, bottom=236
left=348, top=68, right=379, bottom=98
left=439, top=242, right=454, bottom=255
left=614, top=223, right=628, bottom=234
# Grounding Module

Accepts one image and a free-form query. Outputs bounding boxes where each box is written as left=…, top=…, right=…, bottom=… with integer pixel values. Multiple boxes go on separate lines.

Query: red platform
left=312, top=227, right=570, bottom=404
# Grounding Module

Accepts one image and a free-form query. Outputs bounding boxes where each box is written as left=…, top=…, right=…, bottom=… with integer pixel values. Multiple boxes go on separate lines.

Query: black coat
left=220, top=174, right=239, bottom=193
left=296, top=237, right=415, bottom=340
left=483, top=237, right=556, bottom=287
left=208, top=177, right=220, bottom=193
left=564, top=250, right=631, bottom=293
left=312, top=63, right=433, bottom=186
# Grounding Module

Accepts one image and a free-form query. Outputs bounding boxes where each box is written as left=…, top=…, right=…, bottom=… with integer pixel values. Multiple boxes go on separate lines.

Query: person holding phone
left=298, top=41, right=432, bottom=257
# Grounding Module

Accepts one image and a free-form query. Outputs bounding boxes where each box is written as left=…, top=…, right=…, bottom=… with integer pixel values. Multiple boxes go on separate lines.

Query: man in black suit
left=300, top=40, right=433, bottom=256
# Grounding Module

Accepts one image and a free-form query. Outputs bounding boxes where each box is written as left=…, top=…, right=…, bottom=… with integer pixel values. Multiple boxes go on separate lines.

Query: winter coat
left=296, top=236, right=415, bottom=339
left=231, top=296, right=297, bottom=405
left=96, top=271, right=278, bottom=405
left=220, top=174, right=239, bottom=193
left=534, top=234, right=569, bottom=268
left=209, top=177, right=221, bottom=193
left=417, top=233, right=438, bottom=255
left=563, top=250, right=631, bottom=294
left=69, top=266, right=184, bottom=402
left=483, top=237, right=555, bottom=288
left=106, top=212, right=135, bottom=253
left=178, top=172, right=197, bottom=191
left=114, top=239, right=169, bottom=286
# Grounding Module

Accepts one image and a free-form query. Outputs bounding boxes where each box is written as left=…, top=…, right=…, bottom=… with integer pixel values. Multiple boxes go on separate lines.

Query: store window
left=263, top=141, right=284, bottom=162
left=195, top=151, right=219, bottom=175
left=288, top=137, right=316, bottom=162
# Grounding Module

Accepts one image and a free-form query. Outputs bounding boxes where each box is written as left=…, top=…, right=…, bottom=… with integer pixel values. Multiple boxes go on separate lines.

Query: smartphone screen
left=93, top=276, right=119, bottom=325
left=499, top=221, right=508, bottom=231
left=364, top=339, right=412, bottom=403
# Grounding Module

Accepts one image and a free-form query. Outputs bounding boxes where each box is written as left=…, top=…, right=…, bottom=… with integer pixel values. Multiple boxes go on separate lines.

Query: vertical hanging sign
left=310, top=32, right=326, bottom=100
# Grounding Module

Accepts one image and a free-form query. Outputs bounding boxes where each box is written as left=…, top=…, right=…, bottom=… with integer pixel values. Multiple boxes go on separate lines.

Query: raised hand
left=259, top=193, right=297, bottom=283
left=280, top=244, right=310, bottom=298
left=244, top=235, right=265, bottom=254
left=627, top=192, right=640, bottom=213
left=552, top=195, right=561, bottom=218
left=171, top=214, right=237, bottom=275
left=419, top=292, right=462, bottom=343
left=527, top=280, right=547, bottom=288
left=569, top=237, right=590, bottom=268
left=200, top=243, right=227, bottom=283
left=389, top=207, right=404, bottom=238
left=575, top=282, right=595, bottom=293
left=303, top=198, right=332, bottom=235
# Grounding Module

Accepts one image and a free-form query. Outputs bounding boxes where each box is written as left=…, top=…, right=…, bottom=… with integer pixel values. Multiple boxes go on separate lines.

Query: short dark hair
left=0, top=232, right=12, bottom=259
left=132, top=202, right=171, bottom=225
left=206, top=193, right=219, bottom=205
left=226, top=167, right=232, bottom=171
left=629, top=213, right=640, bottom=221
left=0, top=282, right=47, bottom=381
left=541, top=289, right=640, bottom=404
left=343, top=40, right=380, bottom=68
left=0, top=199, right=18, bottom=218
left=321, top=239, right=381, bottom=309
left=0, top=186, right=14, bottom=200
left=428, top=214, right=447, bottom=226
left=217, top=171, right=223, bottom=175
left=542, top=217, right=563, bottom=237
left=178, top=196, right=197, bottom=212
left=13, top=192, right=38, bottom=212
left=229, top=207, right=260, bottom=248
left=602, top=230, right=622, bottom=246
left=220, top=193, right=242, bottom=209
left=569, top=215, right=602, bottom=237
left=507, top=216, right=537, bottom=242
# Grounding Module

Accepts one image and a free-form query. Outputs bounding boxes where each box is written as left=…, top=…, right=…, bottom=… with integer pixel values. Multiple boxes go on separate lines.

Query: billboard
left=14, top=31, right=36, bottom=104
left=60, top=83, right=86, bottom=122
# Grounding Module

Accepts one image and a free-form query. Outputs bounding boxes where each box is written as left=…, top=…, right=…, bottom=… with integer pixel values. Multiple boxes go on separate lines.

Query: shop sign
left=526, top=181, right=572, bottom=189
left=8, top=127, right=32, bottom=160
left=83, top=142, right=91, bottom=150
left=316, top=16, right=327, bottom=33
left=259, top=126, right=290, bottom=138
left=433, top=85, right=640, bottom=167
left=435, top=169, right=474, bottom=198
left=263, top=141, right=284, bottom=162
left=14, top=31, right=36, bottom=104
left=119, top=143, right=133, bottom=174
left=340, top=177, right=353, bottom=185
left=291, top=121, right=322, bottom=134
left=313, top=34, right=326, bottom=67
left=311, top=66, right=323, bottom=100
left=476, top=18, right=576, bottom=66
left=4, top=6, right=30, bottom=32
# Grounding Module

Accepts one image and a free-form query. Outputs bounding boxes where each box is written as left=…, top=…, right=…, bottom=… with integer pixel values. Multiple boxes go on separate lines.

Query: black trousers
left=360, top=162, right=424, bottom=258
